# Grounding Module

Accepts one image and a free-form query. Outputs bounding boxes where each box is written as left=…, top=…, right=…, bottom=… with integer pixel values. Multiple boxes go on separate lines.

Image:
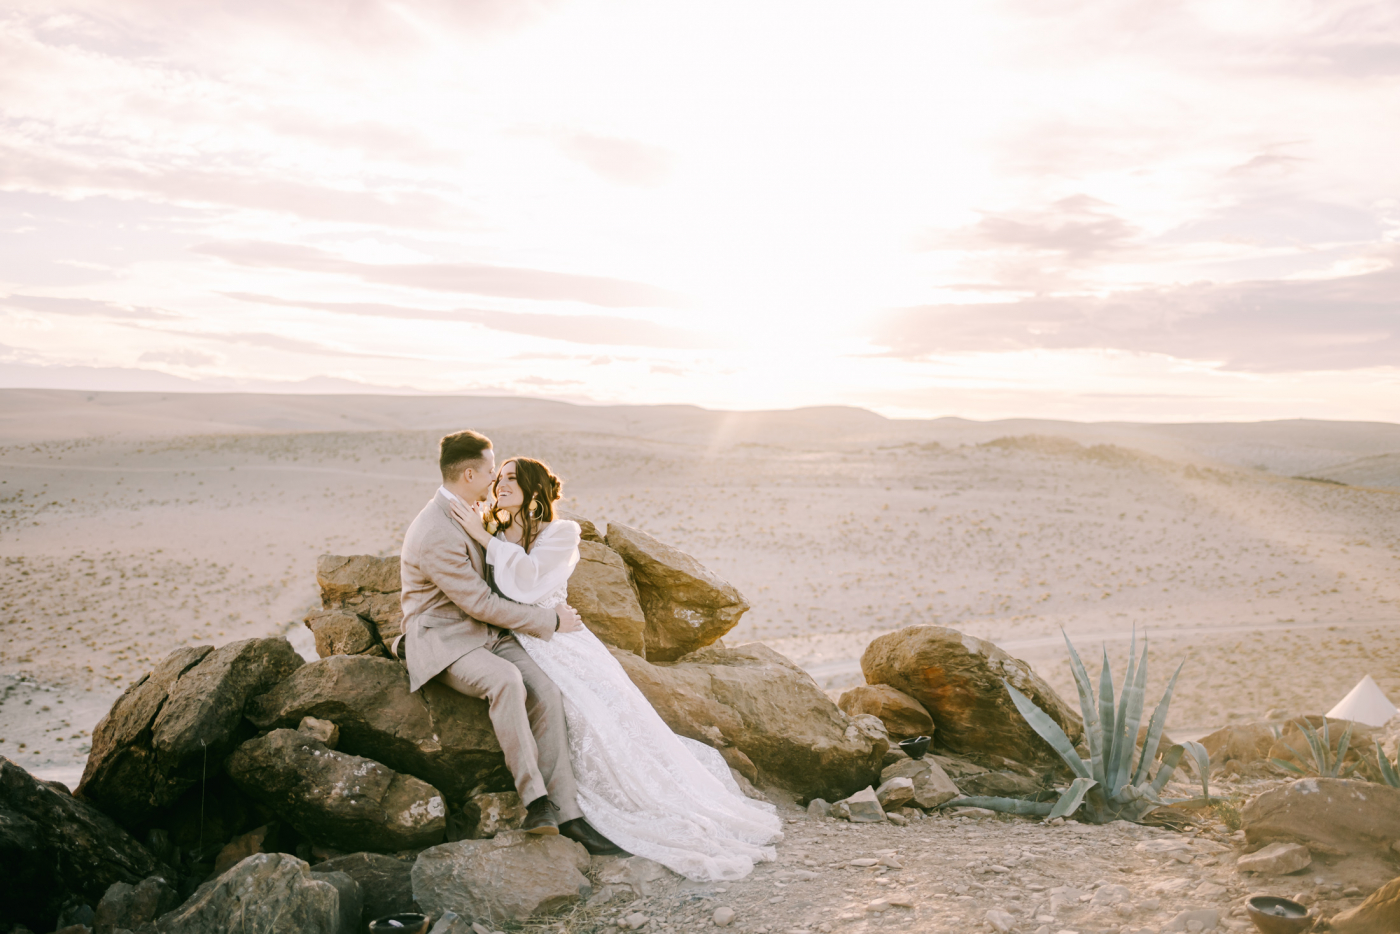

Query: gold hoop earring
left=527, top=496, right=544, bottom=520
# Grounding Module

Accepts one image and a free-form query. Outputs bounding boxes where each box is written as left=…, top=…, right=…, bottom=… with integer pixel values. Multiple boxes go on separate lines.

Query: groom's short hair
left=439, top=430, right=492, bottom=481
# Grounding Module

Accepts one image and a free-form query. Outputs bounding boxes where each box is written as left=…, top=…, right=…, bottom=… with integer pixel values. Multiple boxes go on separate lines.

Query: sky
left=1, top=0, right=1398, bottom=422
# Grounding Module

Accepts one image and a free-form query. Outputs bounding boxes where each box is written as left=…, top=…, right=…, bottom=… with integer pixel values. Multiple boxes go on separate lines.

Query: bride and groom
left=394, top=430, right=781, bottom=881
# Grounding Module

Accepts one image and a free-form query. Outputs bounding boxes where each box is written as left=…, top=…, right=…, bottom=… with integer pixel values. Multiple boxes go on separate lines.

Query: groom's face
left=459, top=448, right=496, bottom=502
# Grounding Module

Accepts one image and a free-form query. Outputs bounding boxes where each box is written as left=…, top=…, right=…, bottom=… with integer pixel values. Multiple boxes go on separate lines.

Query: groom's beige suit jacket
left=399, top=489, right=557, bottom=692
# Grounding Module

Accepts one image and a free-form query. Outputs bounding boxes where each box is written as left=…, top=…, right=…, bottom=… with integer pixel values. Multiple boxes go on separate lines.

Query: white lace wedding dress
left=485, top=519, right=782, bottom=881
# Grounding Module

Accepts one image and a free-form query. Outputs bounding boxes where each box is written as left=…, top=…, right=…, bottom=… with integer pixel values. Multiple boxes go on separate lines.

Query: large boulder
left=304, top=609, right=383, bottom=659
left=860, top=626, right=1082, bottom=769
left=155, top=852, right=355, bottom=934
left=310, top=853, right=416, bottom=928
left=77, top=638, right=304, bottom=828
left=94, top=875, right=180, bottom=934
left=314, top=554, right=403, bottom=648
left=612, top=642, right=886, bottom=802
left=226, top=729, right=447, bottom=852
left=1242, top=778, right=1400, bottom=857
left=567, top=541, right=647, bottom=655
left=1200, top=722, right=1276, bottom=765
left=838, top=684, right=935, bottom=740
left=604, top=523, right=749, bottom=661
left=412, top=830, right=592, bottom=923
left=0, top=758, right=165, bottom=933
left=246, top=654, right=509, bottom=805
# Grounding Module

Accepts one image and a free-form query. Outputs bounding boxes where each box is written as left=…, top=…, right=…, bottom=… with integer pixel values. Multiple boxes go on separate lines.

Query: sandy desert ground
left=1, top=389, right=1398, bottom=790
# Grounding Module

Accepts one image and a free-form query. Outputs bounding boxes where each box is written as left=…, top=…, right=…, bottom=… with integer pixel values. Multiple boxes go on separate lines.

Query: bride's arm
left=486, top=520, right=582, bottom=605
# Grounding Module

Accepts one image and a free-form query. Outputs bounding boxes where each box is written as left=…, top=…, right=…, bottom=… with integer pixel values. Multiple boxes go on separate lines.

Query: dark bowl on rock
left=1246, top=896, right=1313, bottom=934
left=369, top=914, right=430, bottom=934
left=898, top=736, right=931, bottom=760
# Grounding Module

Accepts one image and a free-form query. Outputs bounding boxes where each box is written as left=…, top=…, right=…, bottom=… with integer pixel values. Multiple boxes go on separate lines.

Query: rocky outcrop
left=310, top=852, right=417, bottom=929
left=77, top=638, right=304, bottom=828
left=246, top=654, right=509, bottom=805
left=611, top=642, right=886, bottom=801
left=0, top=758, right=165, bottom=933
left=304, top=609, right=384, bottom=659
left=838, top=684, right=934, bottom=741
left=226, top=729, right=447, bottom=852
left=1242, top=778, right=1400, bottom=856
left=567, top=541, right=647, bottom=655
left=155, top=853, right=356, bottom=934
left=605, top=523, right=749, bottom=661
left=94, top=875, right=180, bottom=934
left=312, top=553, right=403, bottom=652
left=412, top=831, right=592, bottom=923
left=860, top=626, right=1082, bottom=770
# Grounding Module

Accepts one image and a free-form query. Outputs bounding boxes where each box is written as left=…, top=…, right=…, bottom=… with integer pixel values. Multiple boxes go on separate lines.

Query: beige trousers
left=435, top=631, right=582, bottom=822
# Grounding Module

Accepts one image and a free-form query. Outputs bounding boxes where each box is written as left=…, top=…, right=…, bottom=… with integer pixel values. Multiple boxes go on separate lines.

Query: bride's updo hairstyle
left=495, top=456, right=563, bottom=552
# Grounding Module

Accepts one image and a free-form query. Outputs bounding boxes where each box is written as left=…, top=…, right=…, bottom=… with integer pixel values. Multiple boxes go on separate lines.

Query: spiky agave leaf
left=1131, top=661, right=1184, bottom=787
left=1098, top=647, right=1117, bottom=784
left=1002, top=679, right=1092, bottom=780
left=1375, top=741, right=1400, bottom=788
left=1063, top=631, right=1107, bottom=788
left=946, top=796, right=1054, bottom=816
left=1150, top=744, right=1188, bottom=796
left=1299, top=719, right=1330, bottom=773
left=1270, top=755, right=1309, bottom=775
left=1180, top=740, right=1211, bottom=802
left=1046, top=777, right=1097, bottom=821
left=1333, top=723, right=1354, bottom=778
left=1109, top=635, right=1150, bottom=796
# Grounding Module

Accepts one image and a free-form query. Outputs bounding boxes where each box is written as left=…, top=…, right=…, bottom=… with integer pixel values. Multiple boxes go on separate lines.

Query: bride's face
left=493, top=460, right=524, bottom=512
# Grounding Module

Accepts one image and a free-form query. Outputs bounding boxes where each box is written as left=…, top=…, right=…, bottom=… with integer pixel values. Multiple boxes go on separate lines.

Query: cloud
left=925, top=195, right=1140, bottom=261
left=198, top=241, right=687, bottom=308
left=157, top=327, right=407, bottom=360
left=138, top=348, right=219, bottom=367
left=870, top=257, right=1400, bottom=372
left=556, top=133, right=674, bottom=187
left=1, top=294, right=179, bottom=319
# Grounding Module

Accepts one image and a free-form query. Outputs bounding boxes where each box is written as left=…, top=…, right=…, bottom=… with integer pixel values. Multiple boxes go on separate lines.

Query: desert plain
left=1, top=387, right=1398, bottom=797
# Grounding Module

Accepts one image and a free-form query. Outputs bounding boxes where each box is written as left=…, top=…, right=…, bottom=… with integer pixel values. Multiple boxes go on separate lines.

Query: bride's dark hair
left=494, top=457, right=563, bottom=552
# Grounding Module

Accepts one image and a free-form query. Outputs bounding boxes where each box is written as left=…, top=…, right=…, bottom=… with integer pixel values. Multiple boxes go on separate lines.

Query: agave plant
left=950, top=630, right=1211, bottom=824
left=1270, top=718, right=1360, bottom=778
left=1370, top=741, right=1399, bottom=787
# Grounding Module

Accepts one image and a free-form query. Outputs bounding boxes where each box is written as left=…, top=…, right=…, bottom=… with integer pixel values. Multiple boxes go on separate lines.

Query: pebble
left=849, top=858, right=879, bottom=867
left=886, top=812, right=908, bottom=826
left=986, top=909, right=1015, bottom=932
left=866, top=900, right=889, bottom=913
left=621, top=913, right=650, bottom=930
left=713, top=907, right=736, bottom=927
left=887, top=895, right=914, bottom=908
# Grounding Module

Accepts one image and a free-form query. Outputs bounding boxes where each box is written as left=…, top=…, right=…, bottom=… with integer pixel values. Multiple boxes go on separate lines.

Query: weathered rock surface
left=1329, top=874, right=1400, bottom=934
left=0, top=759, right=164, bottom=933
left=246, top=654, right=509, bottom=805
left=94, top=875, right=180, bottom=934
left=1243, top=778, right=1400, bottom=856
left=304, top=609, right=382, bottom=659
left=610, top=641, right=885, bottom=801
left=298, top=716, right=340, bottom=748
left=1200, top=722, right=1276, bottom=765
left=837, top=684, right=935, bottom=741
left=412, top=830, right=592, bottom=923
left=879, top=757, right=960, bottom=809
left=832, top=786, right=885, bottom=822
left=310, top=852, right=416, bottom=927
left=591, top=855, right=677, bottom=899
left=315, top=553, right=404, bottom=647
left=874, top=777, right=915, bottom=810
left=459, top=791, right=526, bottom=839
left=567, top=541, right=647, bottom=655
left=558, top=508, right=603, bottom=543
left=226, top=729, right=447, bottom=852
left=212, top=823, right=282, bottom=877
left=77, top=638, right=304, bottom=827
left=604, top=522, right=749, bottom=661
left=860, top=626, right=1082, bottom=769
left=1237, top=840, right=1311, bottom=875
left=155, top=853, right=353, bottom=934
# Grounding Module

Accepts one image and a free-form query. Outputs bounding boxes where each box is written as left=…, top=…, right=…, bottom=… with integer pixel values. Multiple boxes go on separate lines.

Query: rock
left=860, top=625, right=1082, bottom=769
left=957, top=769, right=1044, bottom=798
left=806, top=798, right=831, bottom=820
left=604, top=523, right=749, bottom=661
left=833, top=786, right=885, bottom=823
left=1243, top=778, right=1400, bottom=856
left=557, top=509, right=603, bottom=543
left=460, top=791, right=526, bottom=839
left=226, top=729, right=447, bottom=852
left=986, top=908, right=1015, bottom=932
left=886, top=812, right=907, bottom=825
left=837, top=684, right=935, bottom=741
left=412, top=830, right=592, bottom=923
left=874, top=777, right=915, bottom=810
left=426, top=911, right=475, bottom=934
left=1329, top=874, right=1400, bottom=934
left=1237, top=841, right=1311, bottom=875
left=620, top=912, right=650, bottom=930
left=1200, top=722, right=1276, bottom=765
left=713, top=906, right=736, bottom=926
left=154, top=853, right=351, bottom=934
left=879, top=757, right=961, bottom=809
left=1091, top=884, right=1132, bottom=907
left=729, top=768, right=769, bottom=802
left=1163, top=908, right=1218, bottom=932
left=310, top=852, right=416, bottom=928
left=304, top=609, right=381, bottom=659
left=593, top=856, right=675, bottom=898
left=93, top=876, right=179, bottom=934
left=246, top=654, right=509, bottom=805
left=77, top=639, right=304, bottom=828
left=315, top=554, right=404, bottom=645
left=610, top=642, right=885, bottom=801
left=0, top=758, right=163, bottom=933
left=566, top=541, right=647, bottom=655
left=298, top=717, right=340, bottom=748
left=212, top=823, right=283, bottom=877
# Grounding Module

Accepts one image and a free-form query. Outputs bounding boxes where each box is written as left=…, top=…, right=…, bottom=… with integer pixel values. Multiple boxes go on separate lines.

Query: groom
left=395, top=429, right=621, bottom=854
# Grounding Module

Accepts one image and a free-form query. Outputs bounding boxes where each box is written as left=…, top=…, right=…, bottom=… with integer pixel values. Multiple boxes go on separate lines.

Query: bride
left=447, top=456, right=782, bottom=881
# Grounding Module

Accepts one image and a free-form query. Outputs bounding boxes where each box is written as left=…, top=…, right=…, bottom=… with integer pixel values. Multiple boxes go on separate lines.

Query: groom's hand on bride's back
left=555, top=604, right=583, bottom=633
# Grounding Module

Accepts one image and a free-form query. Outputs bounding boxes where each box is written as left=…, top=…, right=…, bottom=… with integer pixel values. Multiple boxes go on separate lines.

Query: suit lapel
left=434, top=489, right=486, bottom=576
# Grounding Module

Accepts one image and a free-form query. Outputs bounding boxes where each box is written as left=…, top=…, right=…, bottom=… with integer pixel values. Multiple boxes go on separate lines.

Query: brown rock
left=297, top=716, right=340, bottom=748
left=303, top=609, right=379, bottom=658
left=611, top=642, right=885, bottom=801
left=212, top=824, right=281, bottom=878
left=860, top=626, right=1082, bottom=769
left=1243, top=778, right=1400, bottom=856
left=567, top=541, right=647, bottom=655
left=1329, top=874, right=1400, bottom=934
left=838, top=685, right=935, bottom=740
left=604, top=523, right=749, bottom=661
left=1201, top=722, right=1276, bottom=765
left=460, top=791, right=526, bottom=839
left=557, top=508, right=603, bottom=543
left=879, top=757, right=960, bottom=808
left=316, top=554, right=400, bottom=603
left=93, top=874, right=180, bottom=934
left=310, top=852, right=416, bottom=927
left=412, top=830, right=592, bottom=923
left=246, top=654, right=508, bottom=806
left=155, top=852, right=354, bottom=934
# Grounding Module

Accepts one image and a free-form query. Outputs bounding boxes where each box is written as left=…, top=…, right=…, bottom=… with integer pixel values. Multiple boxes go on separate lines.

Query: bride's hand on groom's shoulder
left=450, top=499, right=491, bottom=545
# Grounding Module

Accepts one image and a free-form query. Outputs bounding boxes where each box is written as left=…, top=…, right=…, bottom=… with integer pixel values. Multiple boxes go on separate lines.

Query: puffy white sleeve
left=486, top=520, right=582, bottom=605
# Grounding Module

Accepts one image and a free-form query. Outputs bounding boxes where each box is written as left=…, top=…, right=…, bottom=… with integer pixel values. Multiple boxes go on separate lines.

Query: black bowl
left=898, top=736, right=931, bottom=759
left=1245, top=896, right=1312, bottom=934
left=369, top=914, right=430, bottom=934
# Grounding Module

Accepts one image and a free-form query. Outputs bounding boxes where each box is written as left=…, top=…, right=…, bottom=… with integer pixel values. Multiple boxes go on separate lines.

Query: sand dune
left=2, top=389, right=1397, bottom=785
